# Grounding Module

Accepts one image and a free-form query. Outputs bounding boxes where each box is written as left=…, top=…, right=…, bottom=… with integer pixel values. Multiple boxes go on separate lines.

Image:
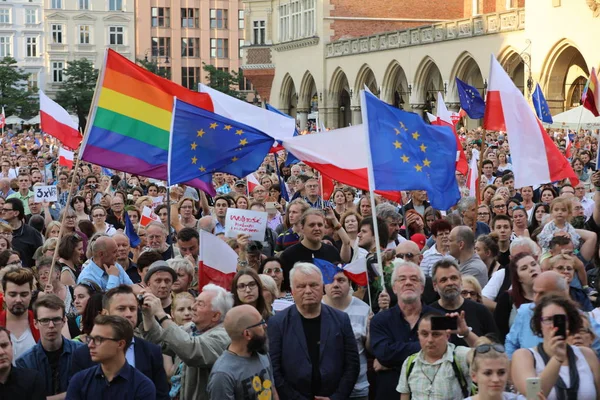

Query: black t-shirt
left=497, top=249, right=510, bottom=269
left=429, top=299, right=499, bottom=346
left=279, top=242, right=341, bottom=291
left=43, top=344, right=63, bottom=395
left=300, top=313, right=321, bottom=396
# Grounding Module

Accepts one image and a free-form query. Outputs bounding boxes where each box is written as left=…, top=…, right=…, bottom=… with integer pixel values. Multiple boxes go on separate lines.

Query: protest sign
left=34, top=185, right=57, bottom=202
left=152, top=196, right=164, bottom=208
left=225, top=208, right=267, bottom=241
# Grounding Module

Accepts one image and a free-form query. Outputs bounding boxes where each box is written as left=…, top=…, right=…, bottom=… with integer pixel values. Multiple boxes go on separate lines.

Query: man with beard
left=141, top=284, right=232, bottom=400
left=428, top=258, right=497, bottom=347
left=207, top=305, right=274, bottom=399
left=0, top=268, right=39, bottom=359
left=15, top=295, right=83, bottom=399
left=267, top=263, right=359, bottom=399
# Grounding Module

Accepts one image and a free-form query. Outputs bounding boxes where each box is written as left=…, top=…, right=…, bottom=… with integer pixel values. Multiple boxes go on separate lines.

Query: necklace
left=419, top=361, right=442, bottom=396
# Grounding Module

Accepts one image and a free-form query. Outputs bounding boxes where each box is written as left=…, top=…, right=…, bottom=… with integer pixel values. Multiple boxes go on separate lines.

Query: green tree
left=0, top=57, right=38, bottom=119
left=54, top=58, right=99, bottom=132
left=202, top=63, right=245, bottom=100
left=136, top=58, right=171, bottom=79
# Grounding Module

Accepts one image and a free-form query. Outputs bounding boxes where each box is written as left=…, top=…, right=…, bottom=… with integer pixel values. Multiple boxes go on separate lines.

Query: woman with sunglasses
left=231, top=268, right=271, bottom=319
left=465, top=337, right=542, bottom=400
left=512, top=294, right=600, bottom=399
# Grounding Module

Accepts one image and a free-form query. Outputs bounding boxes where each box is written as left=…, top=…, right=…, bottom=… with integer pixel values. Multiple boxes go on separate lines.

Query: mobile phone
left=526, top=377, right=540, bottom=400
left=266, top=201, right=277, bottom=211
left=430, top=316, right=457, bottom=331
left=553, top=314, right=567, bottom=338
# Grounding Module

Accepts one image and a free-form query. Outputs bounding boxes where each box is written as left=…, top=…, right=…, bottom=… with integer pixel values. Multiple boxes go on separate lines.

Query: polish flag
left=39, top=90, right=82, bottom=150
left=281, top=125, right=401, bottom=202
left=320, top=174, right=334, bottom=201
left=565, top=131, right=573, bottom=158
left=429, top=92, right=468, bottom=175
left=58, top=147, right=74, bottom=168
left=246, top=173, right=260, bottom=193
left=199, top=83, right=296, bottom=141
left=0, top=107, right=5, bottom=129
left=198, top=230, right=237, bottom=291
left=342, top=258, right=368, bottom=286
left=483, top=55, right=578, bottom=188
left=139, top=206, right=160, bottom=227
left=466, top=153, right=480, bottom=198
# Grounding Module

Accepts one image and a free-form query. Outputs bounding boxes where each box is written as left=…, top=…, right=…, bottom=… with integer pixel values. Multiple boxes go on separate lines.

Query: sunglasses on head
left=474, top=343, right=505, bottom=357
left=511, top=205, right=525, bottom=211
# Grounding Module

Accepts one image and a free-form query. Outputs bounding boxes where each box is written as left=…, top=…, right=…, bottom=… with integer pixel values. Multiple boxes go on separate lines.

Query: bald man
left=505, top=270, right=568, bottom=358
left=207, top=305, right=274, bottom=399
left=377, top=240, right=439, bottom=312
left=77, top=236, right=133, bottom=291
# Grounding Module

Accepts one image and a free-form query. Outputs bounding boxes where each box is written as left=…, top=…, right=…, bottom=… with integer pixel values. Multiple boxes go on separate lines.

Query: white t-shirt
left=11, top=328, right=36, bottom=365
left=482, top=268, right=506, bottom=301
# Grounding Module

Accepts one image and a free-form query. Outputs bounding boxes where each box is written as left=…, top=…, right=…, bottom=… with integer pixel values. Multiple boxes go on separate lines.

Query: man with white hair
left=268, top=262, right=360, bottom=399
left=141, top=284, right=232, bottom=400
left=369, top=261, right=443, bottom=400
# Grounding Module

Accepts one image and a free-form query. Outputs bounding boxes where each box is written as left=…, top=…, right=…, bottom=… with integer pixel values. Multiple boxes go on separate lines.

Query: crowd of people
left=0, top=126, right=599, bottom=400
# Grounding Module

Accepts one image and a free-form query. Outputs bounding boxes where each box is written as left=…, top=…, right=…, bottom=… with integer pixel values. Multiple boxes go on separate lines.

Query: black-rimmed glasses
left=245, top=319, right=267, bottom=330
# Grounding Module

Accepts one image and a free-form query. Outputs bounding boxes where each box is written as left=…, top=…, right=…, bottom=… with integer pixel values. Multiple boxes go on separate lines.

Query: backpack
left=405, top=351, right=472, bottom=399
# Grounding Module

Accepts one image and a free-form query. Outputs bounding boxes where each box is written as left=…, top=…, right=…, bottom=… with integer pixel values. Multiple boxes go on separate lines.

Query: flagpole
left=359, top=89, right=386, bottom=310
left=575, top=105, right=585, bottom=136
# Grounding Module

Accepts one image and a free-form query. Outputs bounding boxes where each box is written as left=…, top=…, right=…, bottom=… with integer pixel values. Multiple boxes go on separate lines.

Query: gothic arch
left=381, top=60, right=410, bottom=108
left=449, top=51, right=485, bottom=99
left=298, top=70, right=318, bottom=112
left=353, top=64, right=378, bottom=101
left=279, top=73, right=297, bottom=117
left=328, top=67, right=351, bottom=128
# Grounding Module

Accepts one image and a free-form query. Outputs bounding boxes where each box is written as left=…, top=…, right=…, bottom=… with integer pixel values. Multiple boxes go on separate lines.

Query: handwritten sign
left=152, top=196, right=164, bottom=208
left=225, top=208, right=267, bottom=242
left=34, top=185, right=57, bottom=202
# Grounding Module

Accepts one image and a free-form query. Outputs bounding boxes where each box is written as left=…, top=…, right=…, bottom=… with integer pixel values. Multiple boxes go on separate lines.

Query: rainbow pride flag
left=80, top=49, right=216, bottom=192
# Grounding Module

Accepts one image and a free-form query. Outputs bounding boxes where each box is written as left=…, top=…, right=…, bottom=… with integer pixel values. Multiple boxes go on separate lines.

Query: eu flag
left=455, top=78, right=486, bottom=119
left=532, top=83, right=553, bottom=124
left=312, top=258, right=342, bottom=284
left=266, top=104, right=300, bottom=166
left=124, top=211, right=140, bottom=248
left=362, top=91, right=460, bottom=210
left=169, top=99, right=274, bottom=185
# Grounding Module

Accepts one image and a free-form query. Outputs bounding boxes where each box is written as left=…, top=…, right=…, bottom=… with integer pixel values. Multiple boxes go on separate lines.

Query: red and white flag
left=565, top=131, right=573, bottom=158
left=139, top=206, right=160, bottom=227
left=483, top=55, right=578, bottom=188
left=58, top=147, right=74, bottom=168
left=0, top=106, right=5, bottom=129
left=429, top=92, right=468, bottom=175
left=342, top=258, right=368, bottom=286
left=198, top=230, right=237, bottom=291
left=466, top=153, right=480, bottom=198
left=281, top=125, right=401, bottom=202
left=246, top=173, right=260, bottom=193
left=40, top=90, right=82, bottom=150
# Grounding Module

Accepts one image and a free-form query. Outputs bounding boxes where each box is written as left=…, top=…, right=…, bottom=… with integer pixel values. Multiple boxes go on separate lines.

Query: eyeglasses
left=253, top=189, right=266, bottom=193
left=461, top=290, right=479, bottom=298
left=474, top=344, right=505, bottom=358
left=245, top=319, right=267, bottom=330
left=264, top=267, right=282, bottom=274
left=396, top=252, right=416, bottom=259
left=6, top=260, right=22, bottom=267
left=1, top=208, right=13, bottom=212
left=237, top=281, right=258, bottom=291
left=85, top=335, right=120, bottom=346
left=552, top=265, right=574, bottom=273
left=541, top=315, right=566, bottom=326
left=493, top=204, right=506, bottom=209
left=36, top=317, right=64, bottom=326
left=92, top=214, right=105, bottom=218
left=477, top=212, right=490, bottom=216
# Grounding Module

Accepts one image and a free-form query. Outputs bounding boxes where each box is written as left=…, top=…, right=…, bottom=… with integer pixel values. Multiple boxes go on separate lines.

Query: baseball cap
left=235, top=180, right=246, bottom=187
left=410, top=233, right=427, bottom=250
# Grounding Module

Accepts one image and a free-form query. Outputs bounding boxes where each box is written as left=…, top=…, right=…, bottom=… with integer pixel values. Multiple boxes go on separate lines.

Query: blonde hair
left=548, top=253, right=575, bottom=270
left=550, top=197, right=572, bottom=215
left=467, top=336, right=508, bottom=373
left=45, top=221, right=61, bottom=239
left=259, top=274, right=279, bottom=299
left=0, top=222, right=11, bottom=234
left=461, top=275, right=482, bottom=302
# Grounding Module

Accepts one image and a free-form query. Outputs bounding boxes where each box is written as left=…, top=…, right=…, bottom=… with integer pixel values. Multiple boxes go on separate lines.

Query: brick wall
left=329, top=0, right=465, bottom=41
left=244, top=69, right=276, bottom=101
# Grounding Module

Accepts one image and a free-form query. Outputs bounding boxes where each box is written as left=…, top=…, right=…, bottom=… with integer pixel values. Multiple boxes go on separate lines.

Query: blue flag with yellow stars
left=168, top=98, right=274, bottom=185
left=532, top=83, right=553, bottom=124
left=455, top=78, right=486, bottom=119
left=362, top=90, right=460, bottom=210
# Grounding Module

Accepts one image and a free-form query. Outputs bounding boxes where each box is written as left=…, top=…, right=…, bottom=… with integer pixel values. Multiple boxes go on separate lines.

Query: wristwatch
left=157, top=315, right=172, bottom=325
left=456, top=326, right=473, bottom=338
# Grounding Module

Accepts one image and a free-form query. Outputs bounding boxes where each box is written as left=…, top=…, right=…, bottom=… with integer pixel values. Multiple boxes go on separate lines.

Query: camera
left=137, top=294, right=145, bottom=307
left=89, top=184, right=97, bottom=190
left=246, top=241, right=264, bottom=253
